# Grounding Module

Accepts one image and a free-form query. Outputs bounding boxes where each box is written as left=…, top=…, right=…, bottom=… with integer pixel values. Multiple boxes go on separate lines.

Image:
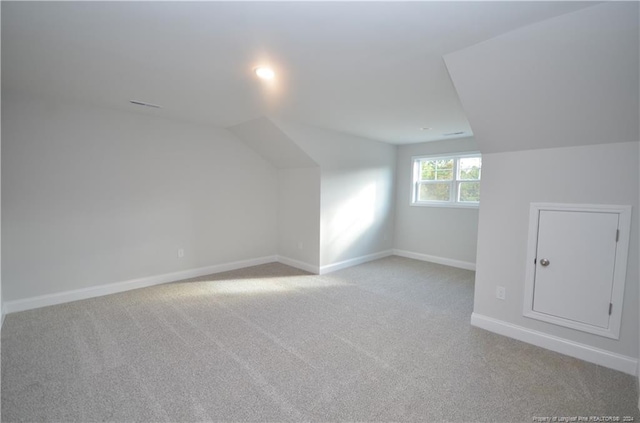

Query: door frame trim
left=523, top=202, right=632, bottom=340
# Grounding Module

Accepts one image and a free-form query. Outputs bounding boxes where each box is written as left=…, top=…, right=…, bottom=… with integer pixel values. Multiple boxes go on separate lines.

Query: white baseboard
left=4, top=255, right=278, bottom=314
left=277, top=256, right=320, bottom=274
left=319, top=250, right=393, bottom=275
left=4, top=251, right=397, bottom=314
left=471, top=313, right=638, bottom=376
left=393, top=249, right=476, bottom=271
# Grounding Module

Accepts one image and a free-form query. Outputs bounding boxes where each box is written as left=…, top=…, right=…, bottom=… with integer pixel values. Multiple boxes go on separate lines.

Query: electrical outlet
left=177, top=248, right=185, bottom=258
left=496, top=286, right=506, bottom=300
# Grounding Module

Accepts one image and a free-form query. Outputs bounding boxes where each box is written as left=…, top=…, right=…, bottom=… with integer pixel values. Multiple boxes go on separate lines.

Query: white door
left=532, top=210, right=619, bottom=329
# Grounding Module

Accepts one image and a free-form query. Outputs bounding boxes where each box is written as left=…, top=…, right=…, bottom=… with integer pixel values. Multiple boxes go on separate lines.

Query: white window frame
left=410, top=152, right=481, bottom=208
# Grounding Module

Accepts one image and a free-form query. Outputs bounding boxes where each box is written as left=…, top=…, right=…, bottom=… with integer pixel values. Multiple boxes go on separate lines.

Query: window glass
left=458, top=157, right=481, bottom=180
left=458, top=181, right=480, bottom=202
left=419, top=183, right=451, bottom=202
left=412, top=154, right=481, bottom=206
left=421, top=159, right=454, bottom=181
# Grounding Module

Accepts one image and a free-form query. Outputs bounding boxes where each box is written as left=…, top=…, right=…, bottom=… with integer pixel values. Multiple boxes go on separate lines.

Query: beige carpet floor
left=2, top=256, right=639, bottom=422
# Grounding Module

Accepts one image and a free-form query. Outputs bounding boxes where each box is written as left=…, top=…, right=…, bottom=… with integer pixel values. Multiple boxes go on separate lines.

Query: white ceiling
left=2, top=1, right=597, bottom=144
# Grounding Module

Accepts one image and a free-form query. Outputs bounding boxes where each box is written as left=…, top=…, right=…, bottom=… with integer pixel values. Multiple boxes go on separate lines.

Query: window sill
left=410, top=202, right=479, bottom=209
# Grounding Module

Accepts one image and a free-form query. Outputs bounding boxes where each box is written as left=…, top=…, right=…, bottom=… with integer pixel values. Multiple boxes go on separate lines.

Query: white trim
left=4, top=255, right=278, bottom=314
left=410, top=202, right=479, bottom=209
left=277, top=256, right=320, bottom=274
left=523, top=203, right=632, bottom=340
left=319, top=250, right=393, bottom=275
left=471, top=313, right=638, bottom=376
left=411, top=151, right=481, bottom=161
left=393, top=249, right=476, bottom=271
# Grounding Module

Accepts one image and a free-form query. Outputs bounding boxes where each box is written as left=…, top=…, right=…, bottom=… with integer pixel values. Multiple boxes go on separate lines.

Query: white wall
left=474, top=142, right=639, bottom=358
left=228, top=117, right=321, bottom=272
left=277, top=167, right=321, bottom=269
left=0, top=1, right=3, bottom=325
left=2, top=94, right=278, bottom=301
left=273, top=120, right=396, bottom=267
left=229, top=117, right=318, bottom=169
left=443, top=0, right=640, bottom=368
left=394, top=137, right=479, bottom=266
left=1, top=5, right=3, bottom=419
left=320, top=166, right=394, bottom=266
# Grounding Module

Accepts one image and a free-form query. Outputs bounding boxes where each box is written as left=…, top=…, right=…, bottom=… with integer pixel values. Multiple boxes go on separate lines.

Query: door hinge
left=616, top=229, right=619, bottom=242
left=534, top=258, right=537, bottom=265
left=609, top=303, right=613, bottom=315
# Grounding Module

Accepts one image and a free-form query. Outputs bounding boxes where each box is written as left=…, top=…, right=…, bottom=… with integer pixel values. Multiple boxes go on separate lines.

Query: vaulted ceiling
left=2, top=1, right=597, bottom=144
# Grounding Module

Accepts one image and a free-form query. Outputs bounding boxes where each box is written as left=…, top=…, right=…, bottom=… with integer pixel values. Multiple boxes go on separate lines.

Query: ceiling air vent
left=443, top=131, right=465, bottom=136
left=129, top=100, right=162, bottom=109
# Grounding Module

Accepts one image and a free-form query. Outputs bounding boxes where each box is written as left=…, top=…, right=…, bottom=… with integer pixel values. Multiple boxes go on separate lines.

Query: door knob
left=539, top=258, right=550, bottom=266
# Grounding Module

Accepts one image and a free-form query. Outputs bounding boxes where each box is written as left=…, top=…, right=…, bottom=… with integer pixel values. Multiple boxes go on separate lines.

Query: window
left=411, top=153, right=481, bottom=207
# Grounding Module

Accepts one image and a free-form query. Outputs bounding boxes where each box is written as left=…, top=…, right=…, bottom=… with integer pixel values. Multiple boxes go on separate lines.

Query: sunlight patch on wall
left=326, top=183, right=377, bottom=258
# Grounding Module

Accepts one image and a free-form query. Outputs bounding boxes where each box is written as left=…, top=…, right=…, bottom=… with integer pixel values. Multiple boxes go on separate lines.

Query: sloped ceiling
left=444, top=1, right=639, bottom=154
left=228, top=117, right=317, bottom=169
left=2, top=1, right=597, bottom=145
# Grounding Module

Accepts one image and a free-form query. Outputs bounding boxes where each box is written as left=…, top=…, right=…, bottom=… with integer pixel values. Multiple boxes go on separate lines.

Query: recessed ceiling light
left=254, top=67, right=275, bottom=80
left=420, top=127, right=432, bottom=131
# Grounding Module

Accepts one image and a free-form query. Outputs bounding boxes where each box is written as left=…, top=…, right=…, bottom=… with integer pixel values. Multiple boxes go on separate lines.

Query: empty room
left=1, top=1, right=639, bottom=421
